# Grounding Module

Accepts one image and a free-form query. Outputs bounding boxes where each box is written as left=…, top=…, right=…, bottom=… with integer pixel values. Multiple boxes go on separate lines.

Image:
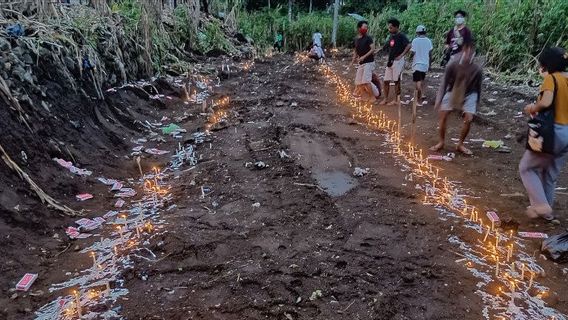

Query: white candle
left=521, top=263, right=525, bottom=279
left=495, top=257, right=500, bottom=276
left=90, top=252, right=96, bottom=267
left=529, top=272, right=534, bottom=288
left=74, top=290, right=82, bottom=318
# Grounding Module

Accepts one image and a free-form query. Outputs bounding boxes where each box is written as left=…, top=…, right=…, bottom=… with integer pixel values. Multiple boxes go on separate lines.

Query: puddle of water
left=313, top=170, right=357, bottom=197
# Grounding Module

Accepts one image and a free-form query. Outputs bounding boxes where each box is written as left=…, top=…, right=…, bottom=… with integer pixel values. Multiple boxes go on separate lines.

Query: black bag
left=541, top=231, right=568, bottom=263
left=526, top=75, right=558, bottom=154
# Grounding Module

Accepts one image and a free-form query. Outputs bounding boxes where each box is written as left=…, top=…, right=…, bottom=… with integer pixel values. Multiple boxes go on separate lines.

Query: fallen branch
left=0, top=143, right=80, bottom=216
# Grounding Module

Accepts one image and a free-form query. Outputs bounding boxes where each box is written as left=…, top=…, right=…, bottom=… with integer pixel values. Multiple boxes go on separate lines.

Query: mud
left=2, top=53, right=568, bottom=319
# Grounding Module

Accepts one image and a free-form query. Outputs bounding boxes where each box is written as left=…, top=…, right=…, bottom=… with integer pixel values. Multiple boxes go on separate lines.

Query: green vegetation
left=239, top=0, right=568, bottom=75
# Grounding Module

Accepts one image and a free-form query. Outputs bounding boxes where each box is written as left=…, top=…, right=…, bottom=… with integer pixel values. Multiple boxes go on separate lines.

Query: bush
left=240, top=0, right=568, bottom=75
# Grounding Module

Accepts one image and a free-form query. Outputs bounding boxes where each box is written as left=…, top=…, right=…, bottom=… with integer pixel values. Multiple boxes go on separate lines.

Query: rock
left=235, top=33, right=248, bottom=43
left=4, top=62, right=11, bottom=71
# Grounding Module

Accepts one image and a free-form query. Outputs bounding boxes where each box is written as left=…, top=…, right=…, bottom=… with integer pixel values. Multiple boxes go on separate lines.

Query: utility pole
left=331, top=0, right=340, bottom=47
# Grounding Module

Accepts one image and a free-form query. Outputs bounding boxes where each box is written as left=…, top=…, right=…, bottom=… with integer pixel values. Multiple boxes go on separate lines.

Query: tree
left=288, top=0, right=293, bottom=23
left=331, top=0, right=339, bottom=47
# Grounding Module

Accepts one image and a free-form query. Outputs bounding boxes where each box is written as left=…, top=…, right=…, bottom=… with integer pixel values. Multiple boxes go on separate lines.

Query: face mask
left=455, top=17, right=465, bottom=25
left=359, top=28, right=368, bottom=35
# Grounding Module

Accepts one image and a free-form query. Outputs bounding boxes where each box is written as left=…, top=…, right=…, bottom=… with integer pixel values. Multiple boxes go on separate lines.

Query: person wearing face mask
left=352, top=20, right=376, bottom=101
left=443, top=10, right=473, bottom=65
left=519, top=47, right=568, bottom=222
left=379, top=18, right=410, bottom=105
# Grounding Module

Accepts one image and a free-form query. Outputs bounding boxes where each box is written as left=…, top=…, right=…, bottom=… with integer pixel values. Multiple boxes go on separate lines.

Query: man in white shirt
left=312, top=31, right=323, bottom=48
left=409, top=25, right=433, bottom=106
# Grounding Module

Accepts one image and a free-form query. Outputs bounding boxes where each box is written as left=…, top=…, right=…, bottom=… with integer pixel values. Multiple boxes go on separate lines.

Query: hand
left=358, top=57, right=364, bottom=64
left=524, top=103, right=536, bottom=115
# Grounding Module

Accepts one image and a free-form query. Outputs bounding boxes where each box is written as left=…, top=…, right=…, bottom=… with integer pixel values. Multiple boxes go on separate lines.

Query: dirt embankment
left=0, top=10, right=251, bottom=318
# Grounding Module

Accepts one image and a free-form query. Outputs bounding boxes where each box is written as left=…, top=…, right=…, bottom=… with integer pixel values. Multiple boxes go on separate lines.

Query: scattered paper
left=518, top=232, right=548, bottom=239
left=76, top=193, right=93, bottom=201
left=145, top=148, right=169, bottom=155
left=54, top=158, right=92, bottom=176
left=16, top=273, right=38, bottom=291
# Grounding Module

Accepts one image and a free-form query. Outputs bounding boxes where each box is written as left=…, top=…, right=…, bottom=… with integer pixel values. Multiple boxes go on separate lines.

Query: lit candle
left=495, top=256, right=500, bottom=276
left=74, top=290, right=82, bottom=318
left=495, top=231, right=500, bottom=249
left=529, top=272, right=534, bottom=287
left=106, top=281, right=111, bottom=295
left=90, top=252, right=96, bottom=267
left=483, top=226, right=490, bottom=242
left=521, top=263, right=525, bottom=279
left=507, top=244, right=513, bottom=262
left=135, top=221, right=141, bottom=238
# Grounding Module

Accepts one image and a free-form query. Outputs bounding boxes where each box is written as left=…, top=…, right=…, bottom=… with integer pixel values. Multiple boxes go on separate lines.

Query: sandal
left=430, top=143, right=444, bottom=152
left=456, top=145, right=473, bottom=156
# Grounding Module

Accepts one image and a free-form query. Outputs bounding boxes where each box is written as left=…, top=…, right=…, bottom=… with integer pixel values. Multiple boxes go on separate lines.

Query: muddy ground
left=2, top=53, right=568, bottom=319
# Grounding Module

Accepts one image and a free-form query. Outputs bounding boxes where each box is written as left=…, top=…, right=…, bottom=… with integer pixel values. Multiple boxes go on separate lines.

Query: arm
left=525, top=74, right=554, bottom=114
left=525, top=91, right=554, bottom=114
left=359, top=43, right=376, bottom=62
left=395, top=43, right=411, bottom=60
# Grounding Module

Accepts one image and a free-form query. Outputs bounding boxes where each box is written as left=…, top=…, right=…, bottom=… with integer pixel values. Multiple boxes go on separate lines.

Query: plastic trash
left=482, top=140, right=504, bottom=149
left=6, top=24, right=24, bottom=38
left=542, top=232, right=568, bottom=263
left=353, top=167, right=369, bottom=177
left=162, top=123, right=181, bottom=135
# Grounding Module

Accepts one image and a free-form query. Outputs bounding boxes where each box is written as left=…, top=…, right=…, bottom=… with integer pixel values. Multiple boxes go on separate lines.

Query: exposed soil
left=2, top=53, right=568, bottom=320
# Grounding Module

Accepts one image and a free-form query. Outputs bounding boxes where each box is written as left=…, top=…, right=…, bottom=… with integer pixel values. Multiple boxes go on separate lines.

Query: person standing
left=380, top=18, right=410, bottom=105
left=312, top=30, right=323, bottom=48
left=409, top=25, right=433, bottom=106
left=519, top=47, right=568, bottom=222
left=430, top=43, right=482, bottom=156
left=442, top=10, right=473, bottom=65
left=352, top=20, right=376, bottom=101
left=274, top=32, right=283, bottom=52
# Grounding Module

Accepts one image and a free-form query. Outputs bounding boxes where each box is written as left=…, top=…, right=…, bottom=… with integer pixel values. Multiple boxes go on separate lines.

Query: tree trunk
left=268, top=0, right=270, bottom=9
left=309, top=0, right=312, bottom=13
left=201, top=0, right=209, bottom=15
left=331, top=0, right=340, bottom=47
left=288, top=0, right=292, bottom=23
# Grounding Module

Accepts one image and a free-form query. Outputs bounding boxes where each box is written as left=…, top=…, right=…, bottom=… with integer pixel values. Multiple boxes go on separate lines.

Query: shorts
left=355, top=62, right=375, bottom=85
left=412, top=71, right=426, bottom=82
left=440, top=92, right=478, bottom=114
left=384, top=58, right=405, bottom=82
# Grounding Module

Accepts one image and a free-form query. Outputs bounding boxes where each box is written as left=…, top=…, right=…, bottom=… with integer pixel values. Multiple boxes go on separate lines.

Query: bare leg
left=456, top=112, right=473, bottom=155
left=380, top=81, right=390, bottom=104
left=430, top=110, right=449, bottom=151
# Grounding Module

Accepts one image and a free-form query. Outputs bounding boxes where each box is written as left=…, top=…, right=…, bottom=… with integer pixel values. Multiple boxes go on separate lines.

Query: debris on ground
left=16, top=273, right=38, bottom=292
left=353, top=167, right=369, bottom=177
left=542, top=232, right=568, bottom=263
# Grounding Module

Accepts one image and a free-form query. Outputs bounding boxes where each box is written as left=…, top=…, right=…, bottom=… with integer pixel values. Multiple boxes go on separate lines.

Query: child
left=410, top=25, right=433, bottom=106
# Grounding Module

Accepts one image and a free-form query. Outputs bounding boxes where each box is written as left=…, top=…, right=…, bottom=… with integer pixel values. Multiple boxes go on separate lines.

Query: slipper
left=456, top=145, right=473, bottom=155
left=429, top=144, right=444, bottom=152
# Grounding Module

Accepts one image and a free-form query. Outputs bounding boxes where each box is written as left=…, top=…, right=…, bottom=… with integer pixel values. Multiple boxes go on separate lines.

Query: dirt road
left=4, top=54, right=568, bottom=319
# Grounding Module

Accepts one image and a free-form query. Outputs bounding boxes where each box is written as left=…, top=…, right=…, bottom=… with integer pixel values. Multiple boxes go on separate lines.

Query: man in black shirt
left=352, top=20, right=376, bottom=101
left=380, top=18, right=410, bottom=105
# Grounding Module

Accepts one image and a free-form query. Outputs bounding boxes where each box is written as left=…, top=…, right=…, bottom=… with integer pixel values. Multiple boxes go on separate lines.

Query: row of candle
left=315, top=62, right=547, bottom=303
